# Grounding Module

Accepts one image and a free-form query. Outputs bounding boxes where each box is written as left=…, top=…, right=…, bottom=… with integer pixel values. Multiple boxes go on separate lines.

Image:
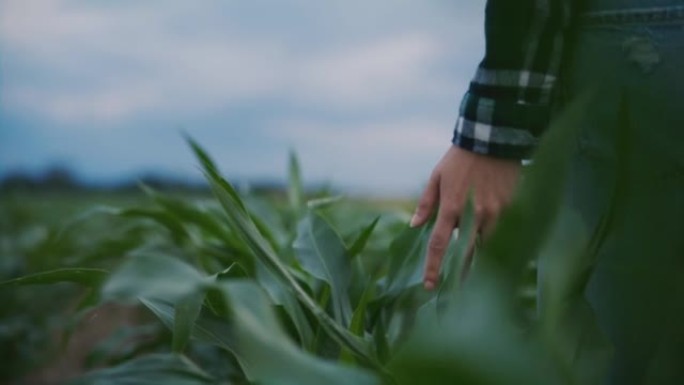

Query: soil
left=14, top=303, right=140, bottom=385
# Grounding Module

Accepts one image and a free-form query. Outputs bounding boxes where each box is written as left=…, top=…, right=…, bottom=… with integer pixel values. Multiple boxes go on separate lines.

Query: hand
left=411, top=145, right=521, bottom=290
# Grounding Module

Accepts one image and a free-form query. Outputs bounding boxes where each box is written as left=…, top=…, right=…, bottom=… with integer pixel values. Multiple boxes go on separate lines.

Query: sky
left=0, top=0, right=485, bottom=196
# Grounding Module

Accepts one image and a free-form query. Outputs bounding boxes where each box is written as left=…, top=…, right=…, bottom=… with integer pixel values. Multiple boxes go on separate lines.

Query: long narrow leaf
left=217, top=280, right=378, bottom=385
left=68, top=353, right=216, bottom=385
left=437, top=198, right=476, bottom=312
left=293, top=213, right=353, bottom=325
left=288, top=150, right=305, bottom=214
left=103, top=253, right=207, bottom=303
left=348, top=216, right=380, bottom=258
left=0, top=268, right=108, bottom=288
left=173, top=291, right=206, bottom=353
left=187, top=137, right=378, bottom=367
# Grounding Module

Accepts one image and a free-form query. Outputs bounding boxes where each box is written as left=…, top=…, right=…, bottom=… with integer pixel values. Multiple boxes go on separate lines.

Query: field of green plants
left=2, top=102, right=615, bottom=385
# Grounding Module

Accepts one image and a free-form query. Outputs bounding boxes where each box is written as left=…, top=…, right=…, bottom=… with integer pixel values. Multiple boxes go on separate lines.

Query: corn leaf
left=68, top=353, right=216, bottom=385
left=187, top=137, right=378, bottom=367
left=0, top=268, right=108, bottom=288
left=216, top=280, right=379, bottom=385
left=173, top=291, right=206, bottom=353
left=102, top=253, right=208, bottom=303
left=293, top=212, right=353, bottom=325
left=347, top=216, right=380, bottom=258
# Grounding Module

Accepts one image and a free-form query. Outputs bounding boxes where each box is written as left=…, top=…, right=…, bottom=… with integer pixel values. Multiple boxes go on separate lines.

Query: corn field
left=2, top=101, right=614, bottom=385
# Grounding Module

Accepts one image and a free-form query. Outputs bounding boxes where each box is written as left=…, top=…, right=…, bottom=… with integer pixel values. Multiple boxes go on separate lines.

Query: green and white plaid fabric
left=453, top=0, right=576, bottom=159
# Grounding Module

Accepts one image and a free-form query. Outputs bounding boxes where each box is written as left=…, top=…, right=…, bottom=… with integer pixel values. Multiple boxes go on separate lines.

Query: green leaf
left=254, top=261, right=315, bottom=350
left=384, top=226, right=430, bottom=295
left=347, top=216, right=380, bottom=258
left=350, top=283, right=373, bottom=337
left=0, top=268, right=108, bottom=288
left=388, top=279, right=559, bottom=385
left=141, top=298, right=241, bottom=359
left=537, top=209, right=612, bottom=384
left=85, top=324, right=160, bottom=368
left=119, top=207, right=188, bottom=243
left=103, top=253, right=207, bottom=303
left=479, top=93, right=593, bottom=287
left=307, top=196, right=344, bottom=210
left=139, top=184, right=231, bottom=243
left=68, top=353, right=216, bottom=385
left=217, top=280, right=379, bottom=385
left=186, top=136, right=247, bottom=213
left=437, top=197, right=476, bottom=312
left=340, top=280, right=375, bottom=363
left=288, top=150, right=305, bottom=214
left=187, top=137, right=378, bottom=367
left=372, top=318, right=391, bottom=364
left=173, top=291, right=206, bottom=353
left=142, top=281, right=379, bottom=385
left=293, top=213, right=353, bottom=325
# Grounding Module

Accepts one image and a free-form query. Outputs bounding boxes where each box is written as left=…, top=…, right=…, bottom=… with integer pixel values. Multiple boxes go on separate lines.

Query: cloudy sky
left=0, top=0, right=485, bottom=196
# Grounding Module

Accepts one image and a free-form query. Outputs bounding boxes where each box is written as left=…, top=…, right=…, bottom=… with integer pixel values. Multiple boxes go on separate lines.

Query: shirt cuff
left=452, top=91, right=551, bottom=159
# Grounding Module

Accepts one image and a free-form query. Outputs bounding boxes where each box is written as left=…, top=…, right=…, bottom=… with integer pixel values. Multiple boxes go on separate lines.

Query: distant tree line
left=0, top=166, right=308, bottom=196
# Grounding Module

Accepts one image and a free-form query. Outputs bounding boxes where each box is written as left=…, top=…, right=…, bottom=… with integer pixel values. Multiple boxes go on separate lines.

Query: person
left=411, top=0, right=684, bottom=384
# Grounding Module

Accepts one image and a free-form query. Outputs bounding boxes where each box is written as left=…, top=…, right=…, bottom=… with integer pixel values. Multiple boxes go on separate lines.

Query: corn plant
left=1, top=96, right=616, bottom=385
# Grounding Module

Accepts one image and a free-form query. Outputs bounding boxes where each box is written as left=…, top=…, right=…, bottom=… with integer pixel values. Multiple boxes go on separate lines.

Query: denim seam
left=579, top=6, right=684, bottom=27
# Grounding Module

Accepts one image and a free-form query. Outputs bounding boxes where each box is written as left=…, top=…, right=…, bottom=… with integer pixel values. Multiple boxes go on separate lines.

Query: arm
left=413, top=0, right=576, bottom=290
left=455, top=0, right=575, bottom=158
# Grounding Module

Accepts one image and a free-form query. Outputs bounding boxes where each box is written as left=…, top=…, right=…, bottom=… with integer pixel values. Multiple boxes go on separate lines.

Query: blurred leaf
left=479, top=94, right=593, bottom=288
left=85, top=324, right=160, bottom=368
left=437, top=198, right=475, bottom=312
left=103, top=253, right=207, bottom=303
left=53, top=205, right=121, bottom=241
left=119, top=207, right=188, bottom=244
left=254, top=261, right=315, bottom=350
left=139, top=184, right=232, bottom=244
left=289, top=150, right=305, bottom=215
left=250, top=212, right=285, bottom=257
left=141, top=298, right=241, bottom=362
left=388, top=280, right=560, bottom=385
left=216, top=280, right=379, bottom=385
left=537, top=209, right=612, bottom=384
left=372, top=317, right=390, bottom=364
left=384, top=226, right=430, bottom=295
left=186, top=136, right=247, bottom=213
left=293, top=213, right=353, bottom=325
left=307, top=196, right=344, bottom=210
left=350, top=283, right=373, bottom=337
left=348, top=216, right=380, bottom=258
left=0, top=268, right=108, bottom=288
left=142, top=281, right=380, bottom=385
left=340, top=280, right=375, bottom=363
left=69, top=353, right=217, bottom=385
left=173, top=291, right=206, bottom=353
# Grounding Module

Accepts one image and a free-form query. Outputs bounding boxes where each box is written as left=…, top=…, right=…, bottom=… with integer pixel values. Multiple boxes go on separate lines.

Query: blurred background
left=0, top=0, right=485, bottom=197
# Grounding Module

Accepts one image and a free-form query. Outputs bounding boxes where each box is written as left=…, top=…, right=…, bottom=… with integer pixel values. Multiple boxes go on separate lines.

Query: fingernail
left=410, top=214, right=420, bottom=228
left=424, top=280, right=435, bottom=291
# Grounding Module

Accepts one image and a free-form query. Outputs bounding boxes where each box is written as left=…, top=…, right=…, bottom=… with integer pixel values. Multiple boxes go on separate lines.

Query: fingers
left=410, top=172, right=440, bottom=228
left=424, top=200, right=502, bottom=290
left=459, top=200, right=503, bottom=283
left=458, top=223, right=480, bottom=284
left=423, top=202, right=459, bottom=290
left=478, top=198, right=504, bottom=240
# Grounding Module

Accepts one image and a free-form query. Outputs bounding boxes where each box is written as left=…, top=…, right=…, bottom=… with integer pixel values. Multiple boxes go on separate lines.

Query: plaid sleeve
left=453, top=0, right=575, bottom=159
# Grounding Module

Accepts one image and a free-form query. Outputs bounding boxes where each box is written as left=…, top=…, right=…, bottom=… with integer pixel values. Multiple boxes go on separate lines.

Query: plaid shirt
left=453, top=0, right=577, bottom=159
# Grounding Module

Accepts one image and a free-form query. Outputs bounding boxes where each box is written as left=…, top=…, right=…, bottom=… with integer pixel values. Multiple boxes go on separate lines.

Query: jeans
left=552, top=1, right=684, bottom=384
